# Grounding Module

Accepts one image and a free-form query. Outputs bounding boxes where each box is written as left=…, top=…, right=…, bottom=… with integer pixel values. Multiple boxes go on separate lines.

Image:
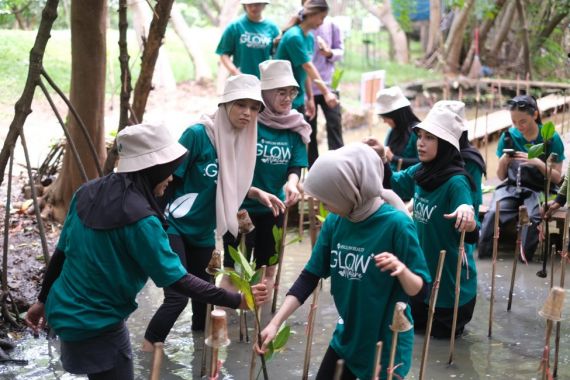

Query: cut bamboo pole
left=150, top=342, right=164, bottom=380
left=308, top=196, right=318, bottom=248
left=272, top=208, right=289, bottom=313
left=508, top=206, right=529, bottom=311
left=419, top=250, right=446, bottom=380
left=539, top=287, right=566, bottom=380
left=488, top=201, right=500, bottom=337
left=448, top=231, right=466, bottom=365
left=373, top=341, right=383, bottom=380
left=302, top=280, right=322, bottom=380
left=298, top=169, right=306, bottom=239
left=388, top=303, right=412, bottom=380
left=553, top=209, right=570, bottom=378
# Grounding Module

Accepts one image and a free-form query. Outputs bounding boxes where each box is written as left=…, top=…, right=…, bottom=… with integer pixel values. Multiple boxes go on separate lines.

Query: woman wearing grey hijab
left=256, top=143, right=430, bottom=380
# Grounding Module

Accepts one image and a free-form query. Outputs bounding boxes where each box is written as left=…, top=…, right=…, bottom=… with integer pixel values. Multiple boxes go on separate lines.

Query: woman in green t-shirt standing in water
left=222, top=59, right=311, bottom=295
left=371, top=101, right=480, bottom=338
left=143, top=75, right=283, bottom=350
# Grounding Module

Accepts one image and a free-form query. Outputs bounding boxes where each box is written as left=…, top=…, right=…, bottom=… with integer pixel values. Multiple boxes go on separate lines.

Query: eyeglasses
left=506, top=99, right=536, bottom=111
left=276, top=89, right=299, bottom=100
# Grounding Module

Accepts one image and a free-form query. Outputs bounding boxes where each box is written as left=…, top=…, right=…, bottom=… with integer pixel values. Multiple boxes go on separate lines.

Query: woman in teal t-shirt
left=216, top=0, right=279, bottom=77
left=143, top=75, right=283, bottom=349
left=257, top=143, right=431, bottom=380
left=375, top=102, right=480, bottom=339
left=222, top=60, right=310, bottom=294
left=376, top=86, right=421, bottom=172
left=479, top=95, right=564, bottom=260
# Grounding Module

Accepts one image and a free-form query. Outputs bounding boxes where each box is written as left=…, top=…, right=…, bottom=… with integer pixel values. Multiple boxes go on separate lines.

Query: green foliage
left=316, top=202, right=329, bottom=223
left=331, top=67, right=344, bottom=91
left=263, top=324, right=291, bottom=362
left=541, top=121, right=556, bottom=141
left=526, top=121, right=556, bottom=160
left=391, top=0, right=414, bottom=33
left=526, top=143, right=544, bottom=160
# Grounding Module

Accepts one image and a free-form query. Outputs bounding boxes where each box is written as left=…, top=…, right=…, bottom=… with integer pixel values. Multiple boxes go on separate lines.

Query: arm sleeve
left=287, top=166, right=302, bottom=178
left=391, top=154, right=420, bottom=168
left=38, top=248, right=65, bottom=303
left=394, top=216, right=431, bottom=285
left=171, top=274, right=242, bottom=309
left=286, top=269, right=320, bottom=304
left=286, top=33, right=312, bottom=66
left=289, top=134, right=309, bottom=168
left=215, top=24, right=236, bottom=56
left=383, top=161, right=393, bottom=189
left=304, top=215, right=334, bottom=279
left=389, top=166, right=417, bottom=200
left=173, top=127, right=198, bottom=179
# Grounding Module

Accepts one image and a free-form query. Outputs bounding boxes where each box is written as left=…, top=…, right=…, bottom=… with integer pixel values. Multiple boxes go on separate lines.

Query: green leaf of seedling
left=272, top=324, right=291, bottom=351
left=316, top=215, right=326, bottom=223
left=286, top=235, right=302, bottom=246
left=250, top=268, right=263, bottom=285
left=228, top=245, right=254, bottom=280
left=541, top=121, right=555, bottom=141
left=229, top=272, right=250, bottom=294
left=527, top=143, right=544, bottom=159
left=268, top=253, right=279, bottom=266
left=319, top=202, right=329, bottom=219
left=272, top=225, right=283, bottom=256
left=331, top=67, right=344, bottom=91
left=264, top=345, right=275, bottom=362
left=244, top=288, right=255, bottom=311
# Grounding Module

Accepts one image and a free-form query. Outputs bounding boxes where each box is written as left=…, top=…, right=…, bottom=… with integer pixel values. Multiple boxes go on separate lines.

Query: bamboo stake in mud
left=333, top=359, right=345, bottom=380
left=373, top=341, right=383, bottom=380
left=508, top=206, right=529, bottom=311
left=553, top=209, right=570, bottom=378
left=550, top=244, right=557, bottom=289
left=388, top=303, right=413, bottom=380
left=538, top=154, right=556, bottom=278
left=150, top=342, right=164, bottom=380
left=250, top=266, right=269, bottom=380
left=419, top=250, right=446, bottom=380
left=272, top=208, right=289, bottom=313
left=538, top=287, right=566, bottom=380
left=298, top=172, right=306, bottom=238
left=201, top=250, right=222, bottom=377
left=448, top=231, right=466, bottom=365
left=488, top=201, right=500, bottom=337
left=205, top=310, right=230, bottom=379
left=302, top=279, right=322, bottom=380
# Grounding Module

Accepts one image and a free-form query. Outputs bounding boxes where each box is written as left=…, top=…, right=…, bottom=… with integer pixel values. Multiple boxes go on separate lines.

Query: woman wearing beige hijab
left=143, top=74, right=283, bottom=349
left=256, top=143, right=430, bottom=380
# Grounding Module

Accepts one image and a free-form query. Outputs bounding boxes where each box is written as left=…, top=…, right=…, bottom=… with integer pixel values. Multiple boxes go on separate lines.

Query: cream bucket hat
left=432, top=100, right=468, bottom=131
left=259, top=60, right=299, bottom=90
left=413, top=101, right=464, bottom=151
left=375, top=86, right=411, bottom=114
left=240, top=0, right=270, bottom=5
left=218, top=74, right=265, bottom=107
left=116, top=123, right=187, bottom=173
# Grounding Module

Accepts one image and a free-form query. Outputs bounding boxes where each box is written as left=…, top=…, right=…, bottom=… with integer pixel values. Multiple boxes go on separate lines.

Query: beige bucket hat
left=413, top=101, right=464, bottom=151
left=375, top=86, right=411, bottom=114
left=219, top=74, right=265, bottom=107
left=432, top=100, right=468, bottom=131
left=116, top=123, right=187, bottom=173
left=240, top=0, right=270, bottom=4
left=259, top=60, right=299, bottom=90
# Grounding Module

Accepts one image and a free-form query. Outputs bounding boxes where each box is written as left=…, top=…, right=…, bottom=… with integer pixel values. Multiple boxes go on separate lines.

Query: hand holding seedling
left=444, top=204, right=476, bottom=231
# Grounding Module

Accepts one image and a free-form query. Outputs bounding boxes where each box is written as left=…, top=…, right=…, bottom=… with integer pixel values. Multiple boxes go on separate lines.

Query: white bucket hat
left=432, top=100, right=468, bottom=131
left=376, top=86, right=411, bottom=114
left=116, top=123, right=187, bottom=173
left=259, top=60, right=299, bottom=90
left=414, top=102, right=464, bottom=151
left=219, top=74, right=265, bottom=107
left=240, top=0, right=270, bottom=4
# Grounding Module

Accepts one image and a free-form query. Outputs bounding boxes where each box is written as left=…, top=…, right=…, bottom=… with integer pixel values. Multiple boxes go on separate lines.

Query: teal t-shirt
left=45, top=196, right=187, bottom=341
left=242, top=123, right=308, bottom=213
left=215, top=15, right=280, bottom=77
left=166, top=124, right=218, bottom=247
left=391, top=164, right=478, bottom=308
left=384, top=130, right=419, bottom=171
left=465, top=159, right=483, bottom=218
left=275, top=25, right=314, bottom=109
left=496, top=125, right=565, bottom=162
left=305, top=205, right=431, bottom=380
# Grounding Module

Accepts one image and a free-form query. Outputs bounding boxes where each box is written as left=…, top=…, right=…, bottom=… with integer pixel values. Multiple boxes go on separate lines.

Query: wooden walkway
left=466, top=94, right=570, bottom=141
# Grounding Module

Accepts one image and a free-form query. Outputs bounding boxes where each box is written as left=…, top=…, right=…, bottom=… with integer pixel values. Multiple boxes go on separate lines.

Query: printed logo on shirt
left=240, top=32, right=272, bottom=49
left=203, top=160, right=218, bottom=180
left=330, top=243, right=374, bottom=281
left=257, top=140, right=291, bottom=165
left=414, top=195, right=437, bottom=224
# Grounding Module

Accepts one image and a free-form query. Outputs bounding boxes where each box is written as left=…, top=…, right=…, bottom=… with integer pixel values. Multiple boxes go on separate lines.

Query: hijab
left=459, top=131, right=486, bottom=176
left=257, top=89, right=312, bottom=143
left=382, top=106, right=421, bottom=155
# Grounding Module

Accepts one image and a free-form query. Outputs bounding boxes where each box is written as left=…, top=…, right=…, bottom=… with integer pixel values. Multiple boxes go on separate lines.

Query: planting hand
left=252, top=280, right=269, bottom=306
left=444, top=204, right=476, bottom=231
left=249, top=187, right=285, bottom=216
left=25, top=302, right=46, bottom=334
left=324, top=91, right=339, bottom=108
left=362, top=137, right=386, bottom=162
left=285, top=180, right=300, bottom=207
left=544, top=200, right=562, bottom=219
left=305, top=97, right=316, bottom=120
left=255, top=322, right=279, bottom=354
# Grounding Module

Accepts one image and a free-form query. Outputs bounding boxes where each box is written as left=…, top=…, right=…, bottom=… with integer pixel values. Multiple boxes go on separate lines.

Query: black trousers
left=307, top=93, right=344, bottom=167
left=316, top=345, right=357, bottom=380
left=144, top=234, right=213, bottom=342
left=411, top=294, right=477, bottom=339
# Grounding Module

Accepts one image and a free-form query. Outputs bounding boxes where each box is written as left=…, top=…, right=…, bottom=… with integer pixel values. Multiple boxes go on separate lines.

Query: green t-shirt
left=391, top=164, right=478, bottom=308
left=275, top=25, right=314, bottom=109
left=496, top=125, right=566, bottom=162
left=242, top=123, right=308, bottom=213
left=384, top=130, right=418, bottom=171
left=215, top=15, right=280, bottom=77
left=166, top=124, right=218, bottom=247
left=305, top=205, right=431, bottom=380
left=45, top=196, right=187, bottom=341
left=465, top=159, right=483, bottom=218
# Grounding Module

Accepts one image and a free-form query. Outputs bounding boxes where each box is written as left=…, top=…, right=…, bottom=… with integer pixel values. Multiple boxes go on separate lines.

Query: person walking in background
left=216, top=0, right=279, bottom=78
left=306, top=12, right=344, bottom=166
left=275, top=0, right=339, bottom=123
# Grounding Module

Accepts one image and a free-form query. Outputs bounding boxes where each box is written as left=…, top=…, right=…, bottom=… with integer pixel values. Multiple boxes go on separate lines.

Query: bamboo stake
left=373, top=341, right=383, bottom=380
left=508, top=206, right=529, bottom=311
left=542, top=320, right=554, bottom=380
left=448, top=231, right=466, bottom=365
left=484, top=112, right=489, bottom=167
left=250, top=266, right=268, bottom=380
left=419, top=250, right=446, bottom=380
left=210, top=347, right=219, bottom=379
left=298, top=170, right=306, bottom=239
left=302, top=280, right=322, bottom=380
left=272, top=208, right=289, bottom=313
left=488, top=201, right=500, bottom=337
left=308, top=197, right=318, bottom=248
left=333, top=359, right=345, bottom=380
left=149, top=342, right=164, bottom=380
left=553, top=209, right=570, bottom=378
left=539, top=154, right=555, bottom=278
left=388, top=303, right=412, bottom=380
left=550, top=244, right=557, bottom=289
left=201, top=250, right=221, bottom=378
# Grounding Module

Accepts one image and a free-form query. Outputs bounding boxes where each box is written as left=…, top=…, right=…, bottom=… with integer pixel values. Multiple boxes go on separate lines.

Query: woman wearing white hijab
left=256, top=143, right=430, bottom=380
left=143, top=74, right=283, bottom=349
left=222, top=60, right=311, bottom=294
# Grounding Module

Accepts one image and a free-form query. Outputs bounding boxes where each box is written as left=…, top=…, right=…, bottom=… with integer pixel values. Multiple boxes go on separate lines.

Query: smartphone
left=503, top=148, right=515, bottom=157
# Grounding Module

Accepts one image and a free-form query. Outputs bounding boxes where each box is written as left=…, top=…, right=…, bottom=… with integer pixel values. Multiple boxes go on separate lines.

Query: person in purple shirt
left=308, top=16, right=344, bottom=166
